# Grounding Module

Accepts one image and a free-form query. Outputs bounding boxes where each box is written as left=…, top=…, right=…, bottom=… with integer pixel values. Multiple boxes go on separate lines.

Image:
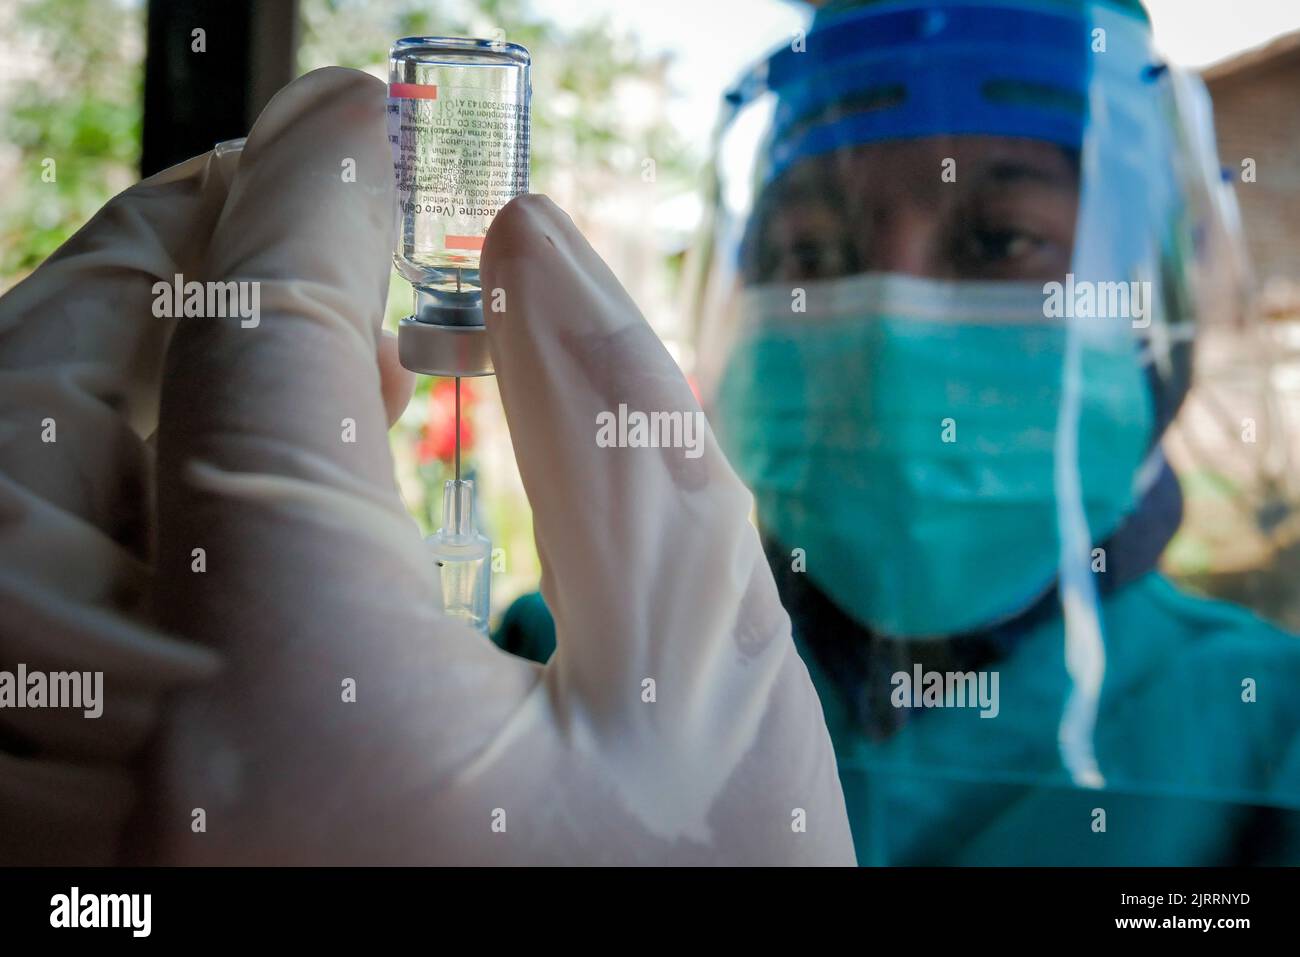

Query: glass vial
left=388, top=37, right=531, bottom=305
left=426, top=479, right=492, bottom=635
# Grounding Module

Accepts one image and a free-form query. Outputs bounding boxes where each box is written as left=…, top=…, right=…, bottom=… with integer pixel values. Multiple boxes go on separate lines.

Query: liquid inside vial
left=388, top=38, right=531, bottom=298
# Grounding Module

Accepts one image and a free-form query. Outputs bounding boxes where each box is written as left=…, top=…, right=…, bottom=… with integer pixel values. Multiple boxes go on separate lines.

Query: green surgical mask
left=714, top=273, right=1155, bottom=638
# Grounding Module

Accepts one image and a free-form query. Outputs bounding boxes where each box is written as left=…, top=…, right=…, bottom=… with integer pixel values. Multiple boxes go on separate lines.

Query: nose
left=863, top=205, right=939, bottom=277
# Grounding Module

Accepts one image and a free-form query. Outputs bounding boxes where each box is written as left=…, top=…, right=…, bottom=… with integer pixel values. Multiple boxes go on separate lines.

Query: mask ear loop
left=1055, top=0, right=1175, bottom=786
left=1055, top=54, right=1124, bottom=794
left=1054, top=312, right=1108, bottom=790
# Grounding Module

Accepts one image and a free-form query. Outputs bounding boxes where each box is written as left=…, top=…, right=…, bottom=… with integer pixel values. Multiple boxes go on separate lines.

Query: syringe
left=426, top=475, right=491, bottom=635
left=388, top=36, right=532, bottom=634
left=412, top=269, right=490, bottom=634
left=424, top=323, right=492, bottom=634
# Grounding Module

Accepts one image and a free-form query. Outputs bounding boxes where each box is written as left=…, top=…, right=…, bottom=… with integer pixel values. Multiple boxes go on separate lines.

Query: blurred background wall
left=1160, top=28, right=1300, bottom=629
left=1203, top=32, right=1300, bottom=319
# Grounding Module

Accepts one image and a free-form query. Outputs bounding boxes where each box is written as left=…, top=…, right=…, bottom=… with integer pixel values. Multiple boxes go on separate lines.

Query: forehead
left=774, top=135, right=1079, bottom=205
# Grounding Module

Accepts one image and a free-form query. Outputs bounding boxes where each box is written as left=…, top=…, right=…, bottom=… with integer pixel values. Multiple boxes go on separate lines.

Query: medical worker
left=497, top=0, right=1300, bottom=864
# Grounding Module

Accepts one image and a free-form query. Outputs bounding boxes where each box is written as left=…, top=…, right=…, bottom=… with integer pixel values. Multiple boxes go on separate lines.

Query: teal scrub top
left=493, top=573, right=1300, bottom=865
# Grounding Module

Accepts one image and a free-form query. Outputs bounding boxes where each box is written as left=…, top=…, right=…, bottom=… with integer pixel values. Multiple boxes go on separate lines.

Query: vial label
left=388, top=82, right=529, bottom=257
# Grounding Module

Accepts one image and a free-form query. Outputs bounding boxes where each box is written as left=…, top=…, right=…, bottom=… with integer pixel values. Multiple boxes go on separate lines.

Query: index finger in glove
left=481, top=195, right=789, bottom=731
left=157, top=66, right=411, bottom=596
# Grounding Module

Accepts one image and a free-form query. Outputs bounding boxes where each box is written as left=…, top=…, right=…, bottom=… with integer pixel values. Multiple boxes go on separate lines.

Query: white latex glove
left=0, top=67, right=852, bottom=865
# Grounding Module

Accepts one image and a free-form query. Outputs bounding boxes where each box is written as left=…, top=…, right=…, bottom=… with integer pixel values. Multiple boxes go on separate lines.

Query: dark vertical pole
left=141, top=0, right=299, bottom=177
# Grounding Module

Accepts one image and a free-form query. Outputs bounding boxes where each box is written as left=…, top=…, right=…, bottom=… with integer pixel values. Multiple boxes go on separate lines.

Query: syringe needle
left=454, top=375, right=462, bottom=528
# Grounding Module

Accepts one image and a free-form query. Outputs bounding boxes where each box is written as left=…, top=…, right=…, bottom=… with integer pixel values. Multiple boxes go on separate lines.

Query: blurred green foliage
left=0, top=0, right=143, bottom=283
left=299, top=0, right=694, bottom=225
left=1, top=0, right=693, bottom=287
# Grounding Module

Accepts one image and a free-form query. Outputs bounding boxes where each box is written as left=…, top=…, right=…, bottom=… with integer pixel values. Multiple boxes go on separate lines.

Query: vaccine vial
left=426, top=479, right=492, bottom=634
left=389, top=36, right=531, bottom=376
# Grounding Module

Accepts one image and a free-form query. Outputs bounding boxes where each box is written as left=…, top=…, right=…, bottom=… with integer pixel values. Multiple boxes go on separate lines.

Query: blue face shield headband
left=722, top=0, right=1158, bottom=185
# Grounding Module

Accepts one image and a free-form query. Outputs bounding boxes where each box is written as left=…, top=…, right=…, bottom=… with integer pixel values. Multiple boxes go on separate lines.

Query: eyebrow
left=968, top=158, right=1078, bottom=192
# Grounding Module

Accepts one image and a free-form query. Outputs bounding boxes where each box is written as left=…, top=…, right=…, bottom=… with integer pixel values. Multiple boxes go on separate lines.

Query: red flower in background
left=417, top=379, right=476, bottom=465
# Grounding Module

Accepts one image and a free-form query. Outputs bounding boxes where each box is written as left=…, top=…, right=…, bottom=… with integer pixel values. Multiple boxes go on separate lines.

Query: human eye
left=949, top=205, right=1072, bottom=280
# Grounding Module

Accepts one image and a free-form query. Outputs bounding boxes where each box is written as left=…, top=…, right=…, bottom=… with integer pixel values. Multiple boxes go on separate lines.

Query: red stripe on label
left=389, top=82, right=438, bottom=100
left=446, top=235, right=486, bottom=251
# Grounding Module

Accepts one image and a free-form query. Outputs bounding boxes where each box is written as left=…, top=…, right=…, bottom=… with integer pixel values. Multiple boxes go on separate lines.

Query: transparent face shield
left=690, top=0, right=1299, bottom=861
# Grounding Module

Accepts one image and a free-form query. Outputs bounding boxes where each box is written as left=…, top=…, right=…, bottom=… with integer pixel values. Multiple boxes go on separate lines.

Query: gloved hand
left=0, top=67, right=853, bottom=864
left=0, top=71, right=413, bottom=865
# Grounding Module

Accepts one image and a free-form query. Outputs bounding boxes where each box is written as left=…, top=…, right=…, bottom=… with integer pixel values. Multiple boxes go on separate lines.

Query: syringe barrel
left=426, top=479, right=492, bottom=635
left=442, top=479, right=476, bottom=539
